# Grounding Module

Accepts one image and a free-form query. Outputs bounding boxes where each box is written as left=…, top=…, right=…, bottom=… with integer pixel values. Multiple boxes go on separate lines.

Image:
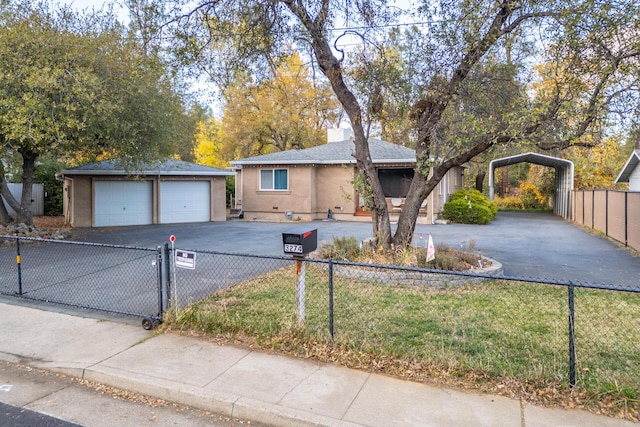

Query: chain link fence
left=0, top=236, right=163, bottom=321
left=172, top=249, right=639, bottom=396
left=1, top=235, right=638, bottom=396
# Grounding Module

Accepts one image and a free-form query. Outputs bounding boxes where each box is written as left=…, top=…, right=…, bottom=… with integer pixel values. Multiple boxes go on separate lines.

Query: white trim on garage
left=160, top=180, right=211, bottom=224
left=94, top=181, right=153, bottom=227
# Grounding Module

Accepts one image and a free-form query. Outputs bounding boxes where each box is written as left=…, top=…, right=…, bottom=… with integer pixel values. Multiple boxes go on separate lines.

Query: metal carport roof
left=488, top=152, right=574, bottom=218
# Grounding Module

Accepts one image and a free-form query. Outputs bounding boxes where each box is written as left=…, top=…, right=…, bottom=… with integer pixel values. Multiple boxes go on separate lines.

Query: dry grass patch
left=33, top=216, right=68, bottom=230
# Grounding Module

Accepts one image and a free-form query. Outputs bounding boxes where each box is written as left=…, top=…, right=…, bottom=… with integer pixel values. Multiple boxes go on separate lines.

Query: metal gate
left=0, top=236, right=171, bottom=329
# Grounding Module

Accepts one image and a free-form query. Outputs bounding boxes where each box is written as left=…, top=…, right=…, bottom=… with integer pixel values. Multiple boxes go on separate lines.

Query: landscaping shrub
left=315, top=235, right=362, bottom=260
left=518, top=181, right=547, bottom=209
left=493, top=186, right=551, bottom=211
left=494, top=195, right=525, bottom=210
left=442, top=189, right=497, bottom=224
left=316, top=235, right=486, bottom=270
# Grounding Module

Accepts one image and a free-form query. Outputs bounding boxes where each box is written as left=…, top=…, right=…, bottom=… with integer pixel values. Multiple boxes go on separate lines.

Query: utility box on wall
left=282, top=229, right=317, bottom=256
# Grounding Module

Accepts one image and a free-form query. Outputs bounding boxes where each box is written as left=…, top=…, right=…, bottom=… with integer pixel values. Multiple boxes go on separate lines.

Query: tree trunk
left=284, top=2, right=392, bottom=247
left=501, top=167, right=509, bottom=197
left=0, top=161, right=13, bottom=225
left=392, top=167, right=434, bottom=248
left=0, top=195, right=11, bottom=225
left=0, top=176, right=21, bottom=222
left=285, top=0, right=517, bottom=250
left=475, top=170, right=486, bottom=193
left=1, top=148, right=38, bottom=226
left=393, top=137, right=498, bottom=247
left=15, top=149, right=36, bottom=226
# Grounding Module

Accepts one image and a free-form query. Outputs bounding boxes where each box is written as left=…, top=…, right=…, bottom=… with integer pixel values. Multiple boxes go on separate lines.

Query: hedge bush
left=442, top=189, right=497, bottom=224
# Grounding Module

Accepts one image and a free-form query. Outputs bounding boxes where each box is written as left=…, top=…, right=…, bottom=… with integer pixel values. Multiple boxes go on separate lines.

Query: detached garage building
left=59, top=159, right=234, bottom=227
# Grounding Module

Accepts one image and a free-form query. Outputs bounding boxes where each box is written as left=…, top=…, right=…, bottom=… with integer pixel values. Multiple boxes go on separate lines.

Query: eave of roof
left=230, top=138, right=416, bottom=167
left=233, top=158, right=416, bottom=166
left=615, top=150, right=640, bottom=183
left=60, top=159, right=235, bottom=177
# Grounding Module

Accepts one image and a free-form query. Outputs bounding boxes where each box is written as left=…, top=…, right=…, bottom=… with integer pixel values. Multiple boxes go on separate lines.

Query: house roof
left=60, top=159, right=234, bottom=177
left=615, top=149, right=640, bottom=183
left=230, top=138, right=416, bottom=167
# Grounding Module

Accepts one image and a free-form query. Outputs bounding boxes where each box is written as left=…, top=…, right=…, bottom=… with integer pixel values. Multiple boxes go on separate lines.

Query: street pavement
left=70, top=211, right=640, bottom=287
left=0, top=300, right=637, bottom=427
left=0, top=359, right=263, bottom=427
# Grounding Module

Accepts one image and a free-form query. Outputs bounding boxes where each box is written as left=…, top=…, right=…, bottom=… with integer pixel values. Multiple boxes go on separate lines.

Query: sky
left=55, top=0, right=130, bottom=22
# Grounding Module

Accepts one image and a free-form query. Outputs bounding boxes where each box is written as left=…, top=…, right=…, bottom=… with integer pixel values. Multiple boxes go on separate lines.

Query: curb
left=81, top=366, right=362, bottom=427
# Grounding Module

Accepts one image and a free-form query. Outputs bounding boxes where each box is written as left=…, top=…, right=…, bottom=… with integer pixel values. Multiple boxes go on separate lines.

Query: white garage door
left=160, top=181, right=210, bottom=224
left=94, top=181, right=153, bottom=227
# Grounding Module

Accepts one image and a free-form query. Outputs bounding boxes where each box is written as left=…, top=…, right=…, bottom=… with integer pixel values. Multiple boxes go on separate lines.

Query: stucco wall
left=237, top=164, right=465, bottom=223
left=211, top=177, right=227, bottom=221
left=315, top=165, right=355, bottom=216
left=238, top=166, right=316, bottom=221
left=64, top=175, right=228, bottom=227
left=237, top=165, right=356, bottom=221
left=68, top=176, right=93, bottom=227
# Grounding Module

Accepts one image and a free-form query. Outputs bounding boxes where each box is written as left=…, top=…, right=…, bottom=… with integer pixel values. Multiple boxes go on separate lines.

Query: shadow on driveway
left=69, top=212, right=639, bottom=288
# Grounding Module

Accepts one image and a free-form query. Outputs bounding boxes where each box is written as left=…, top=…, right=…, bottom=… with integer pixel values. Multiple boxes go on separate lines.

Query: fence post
left=568, top=282, right=576, bottom=388
left=296, top=259, right=306, bottom=324
left=329, top=258, right=334, bottom=341
left=625, top=192, right=628, bottom=247
left=16, top=238, right=23, bottom=296
left=582, top=190, right=587, bottom=225
left=162, top=243, right=171, bottom=312
left=155, top=246, right=164, bottom=317
left=605, top=190, right=609, bottom=237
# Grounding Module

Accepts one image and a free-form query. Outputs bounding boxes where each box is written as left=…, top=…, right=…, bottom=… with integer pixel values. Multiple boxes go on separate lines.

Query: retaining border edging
left=330, top=257, right=503, bottom=288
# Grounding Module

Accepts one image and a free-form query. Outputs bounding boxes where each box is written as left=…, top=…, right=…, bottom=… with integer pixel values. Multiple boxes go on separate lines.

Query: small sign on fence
left=175, top=249, right=196, bottom=270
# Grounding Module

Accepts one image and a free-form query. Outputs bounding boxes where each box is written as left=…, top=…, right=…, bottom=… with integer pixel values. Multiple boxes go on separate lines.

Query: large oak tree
left=0, top=0, right=193, bottom=226
left=171, top=0, right=640, bottom=248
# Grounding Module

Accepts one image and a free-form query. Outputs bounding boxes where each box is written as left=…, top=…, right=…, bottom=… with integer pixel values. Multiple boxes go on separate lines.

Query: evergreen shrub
left=442, top=189, right=497, bottom=224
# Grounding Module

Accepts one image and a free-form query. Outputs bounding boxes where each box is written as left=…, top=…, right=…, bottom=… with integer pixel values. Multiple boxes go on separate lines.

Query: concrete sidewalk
left=0, top=302, right=635, bottom=427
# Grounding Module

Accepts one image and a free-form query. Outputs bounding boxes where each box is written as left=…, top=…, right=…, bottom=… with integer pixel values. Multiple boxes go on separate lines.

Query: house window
left=260, top=169, right=288, bottom=190
left=378, top=168, right=414, bottom=197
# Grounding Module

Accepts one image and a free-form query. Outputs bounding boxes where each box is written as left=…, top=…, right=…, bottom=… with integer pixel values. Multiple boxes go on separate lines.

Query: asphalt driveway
left=69, top=212, right=640, bottom=288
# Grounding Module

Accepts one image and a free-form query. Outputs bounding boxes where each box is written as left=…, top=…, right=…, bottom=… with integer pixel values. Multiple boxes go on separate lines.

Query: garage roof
left=60, top=159, right=234, bottom=177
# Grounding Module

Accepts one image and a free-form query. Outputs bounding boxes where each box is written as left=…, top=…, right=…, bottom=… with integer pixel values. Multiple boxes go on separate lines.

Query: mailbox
left=283, top=229, right=317, bottom=256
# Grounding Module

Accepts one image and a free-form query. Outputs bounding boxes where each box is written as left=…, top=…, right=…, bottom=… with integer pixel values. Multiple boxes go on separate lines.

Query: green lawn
left=169, top=263, right=639, bottom=417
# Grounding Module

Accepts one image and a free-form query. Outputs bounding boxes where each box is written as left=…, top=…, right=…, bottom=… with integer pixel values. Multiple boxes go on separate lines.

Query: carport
left=488, top=152, right=574, bottom=218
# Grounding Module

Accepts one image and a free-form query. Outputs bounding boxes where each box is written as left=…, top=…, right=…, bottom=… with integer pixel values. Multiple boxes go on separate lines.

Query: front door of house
left=355, top=193, right=371, bottom=216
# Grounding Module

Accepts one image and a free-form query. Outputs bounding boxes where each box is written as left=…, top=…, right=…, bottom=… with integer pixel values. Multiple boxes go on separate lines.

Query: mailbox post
left=282, top=229, right=317, bottom=324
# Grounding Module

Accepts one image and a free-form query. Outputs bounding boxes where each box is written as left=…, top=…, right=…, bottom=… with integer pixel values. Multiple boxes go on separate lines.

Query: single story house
left=59, top=159, right=234, bottom=227
left=230, top=129, right=466, bottom=223
left=616, top=147, right=640, bottom=191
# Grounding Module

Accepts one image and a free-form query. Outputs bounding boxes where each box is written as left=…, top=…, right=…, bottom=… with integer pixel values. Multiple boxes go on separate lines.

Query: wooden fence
left=572, top=190, right=640, bottom=253
left=4, top=183, right=44, bottom=216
